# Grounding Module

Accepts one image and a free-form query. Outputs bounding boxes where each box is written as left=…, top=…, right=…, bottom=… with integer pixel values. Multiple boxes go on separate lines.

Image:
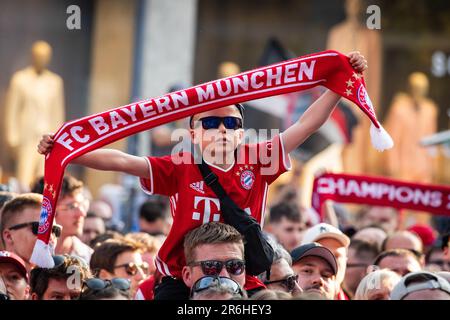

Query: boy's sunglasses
left=264, top=274, right=299, bottom=292
left=189, top=259, right=245, bottom=276
left=190, top=276, right=244, bottom=298
left=196, top=116, right=243, bottom=130
left=114, top=262, right=149, bottom=276
left=9, top=221, right=62, bottom=238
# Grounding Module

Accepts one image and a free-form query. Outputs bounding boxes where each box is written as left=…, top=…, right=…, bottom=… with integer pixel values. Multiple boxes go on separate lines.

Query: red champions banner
left=31, top=50, right=393, bottom=267
left=312, top=172, right=450, bottom=220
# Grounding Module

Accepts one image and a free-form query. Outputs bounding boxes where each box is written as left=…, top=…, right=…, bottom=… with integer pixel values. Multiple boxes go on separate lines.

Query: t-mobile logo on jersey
left=192, top=196, right=221, bottom=224
left=192, top=196, right=252, bottom=224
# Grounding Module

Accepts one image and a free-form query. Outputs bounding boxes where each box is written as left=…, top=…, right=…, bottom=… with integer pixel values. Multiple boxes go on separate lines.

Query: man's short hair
left=374, top=248, right=421, bottom=266
left=90, top=239, right=142, bottom=276
left=183, top=222, right=244, bottom=265
left=60, top=176, right=84, bottom=199
left=30, top=255, right=91, bottom=299
left=349, top=239, right=380, bottom=260
left=139, top=200, right=169, bottom=223
left=1, top=193, right=42, bottom=243
left=0, top=191, right=16, bottom=211
left=31, top=175, right=83, bottom=199
left=269, top=203, right=301, bottom=224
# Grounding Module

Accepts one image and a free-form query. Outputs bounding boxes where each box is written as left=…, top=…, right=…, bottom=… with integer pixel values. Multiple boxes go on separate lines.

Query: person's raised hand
left=37, top=133, right=54, bottom=155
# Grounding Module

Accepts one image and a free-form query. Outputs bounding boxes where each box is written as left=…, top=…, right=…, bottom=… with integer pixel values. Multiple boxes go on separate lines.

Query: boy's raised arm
left=38, top=134, right=149, bottom=178
left=282, top=51, right=367, bottom=154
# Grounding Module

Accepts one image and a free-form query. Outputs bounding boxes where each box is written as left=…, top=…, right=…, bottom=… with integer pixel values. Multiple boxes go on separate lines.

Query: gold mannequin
left=383, top=72, right=438, bottom=183
left=5, top=41, right=65, bottom=188
left=217, top=61, right=240, bottom=78
left=327, top=0, right=382, bottom=174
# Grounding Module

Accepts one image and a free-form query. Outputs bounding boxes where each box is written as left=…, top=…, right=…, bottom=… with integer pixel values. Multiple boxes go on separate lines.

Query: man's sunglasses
left=190, top=276, right=244, bottom=298
left=189, top=259, right=245, bottom=276
left=195, top=116, right=243, bottom=130
left=114, top=262, right=149, bottom=276
left=80, top=278, right=130, bottom=299
left=9, top=221, right=62, bottom=238
left=264, top=274, right=299, bottom=292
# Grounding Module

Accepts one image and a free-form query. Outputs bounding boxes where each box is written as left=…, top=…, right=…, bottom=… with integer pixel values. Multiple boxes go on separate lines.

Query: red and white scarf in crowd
left=31, top=50, right=393, bottom=267
left=312, top=172, right=450, bottom=220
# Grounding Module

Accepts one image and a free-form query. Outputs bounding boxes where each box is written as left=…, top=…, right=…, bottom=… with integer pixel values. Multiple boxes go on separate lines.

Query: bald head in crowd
left=383, top=231, right=423, bottom=255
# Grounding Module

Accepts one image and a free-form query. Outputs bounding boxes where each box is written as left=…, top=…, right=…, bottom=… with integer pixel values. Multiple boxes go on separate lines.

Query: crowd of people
left=0, top=173, right=449, bottom=301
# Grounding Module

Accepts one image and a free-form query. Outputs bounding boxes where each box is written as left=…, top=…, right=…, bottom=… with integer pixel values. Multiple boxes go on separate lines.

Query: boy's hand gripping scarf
left=31, top=50, right=393, bottom=267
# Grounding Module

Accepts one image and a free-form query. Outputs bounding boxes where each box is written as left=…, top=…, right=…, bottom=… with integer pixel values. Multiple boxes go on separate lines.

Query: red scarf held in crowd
left=31, top=50, right=393, bottom=267
left=312, top=172, right=450, bottom=220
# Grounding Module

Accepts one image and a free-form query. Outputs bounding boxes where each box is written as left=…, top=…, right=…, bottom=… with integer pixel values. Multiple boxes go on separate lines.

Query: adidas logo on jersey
left=189, top=181, right=205, bottom=194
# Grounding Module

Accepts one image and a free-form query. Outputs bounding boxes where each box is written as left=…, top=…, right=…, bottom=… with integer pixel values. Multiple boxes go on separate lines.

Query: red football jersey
left=140, top=134, right=291, bottom=278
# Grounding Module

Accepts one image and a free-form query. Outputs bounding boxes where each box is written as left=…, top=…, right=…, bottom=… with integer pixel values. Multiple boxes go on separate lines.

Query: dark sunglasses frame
left=190, top=276, right=244, bottom=298
left=189, top=259, right=245, bottom=276
left=9, top=221, right=62, bottom=238
left=264, top=274, right=299, bottom=292
left=196, top=116, right=243, bottom=130
left=113, top=262, right=149, bottom=276
left=80, top=278, right=131, bottom=299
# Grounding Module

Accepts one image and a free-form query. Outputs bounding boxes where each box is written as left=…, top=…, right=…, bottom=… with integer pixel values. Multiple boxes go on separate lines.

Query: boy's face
left=190, top=105, right=244, bottom=159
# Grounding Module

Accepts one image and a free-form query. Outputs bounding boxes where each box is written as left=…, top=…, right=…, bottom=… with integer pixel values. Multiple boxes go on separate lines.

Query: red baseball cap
left=407, top=224, right=436, bottom=247
left=0, top=251, right=28, bottom=282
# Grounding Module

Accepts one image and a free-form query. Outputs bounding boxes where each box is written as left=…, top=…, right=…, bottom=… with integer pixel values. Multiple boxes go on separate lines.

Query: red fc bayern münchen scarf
left=312, top=172, right=450, bottom=220
left=31, top=50, right=393, bottom=267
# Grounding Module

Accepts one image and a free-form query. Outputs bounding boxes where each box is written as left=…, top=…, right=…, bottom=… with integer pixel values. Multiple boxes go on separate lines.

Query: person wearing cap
left=301, top=223, right=350, bottom=299
left=390, top=271, right=450, bottom=300
left=0, top=250, right=29, bottom=300
left=291, top=242, right=339, bottom=300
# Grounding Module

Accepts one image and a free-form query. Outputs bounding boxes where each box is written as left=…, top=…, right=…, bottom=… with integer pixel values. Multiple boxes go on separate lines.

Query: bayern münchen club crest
left=240, top=170, right=255, bottom=190
left=38, top=197, right=53, bottom=234
left=357, top=84, right=376, bottom=118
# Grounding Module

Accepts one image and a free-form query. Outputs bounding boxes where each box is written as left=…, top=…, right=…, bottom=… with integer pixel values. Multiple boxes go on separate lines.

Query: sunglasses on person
left=195, top=116, right=243, bottom=130
left=189, top=259, right=245, bottom=276
left=8, top=221, right=62, bottom=238
left=80, top=278, right=130, bottom=299
left=114, top=262, right=149, bottom=276
left=264, top=274, right=299, bottom=292
left=190, top=276, right=244, bottom=298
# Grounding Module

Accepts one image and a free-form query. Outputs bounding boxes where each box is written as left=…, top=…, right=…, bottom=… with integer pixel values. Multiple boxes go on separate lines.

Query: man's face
left=3, top=207, right=42, bottom=264
left=266, top=259, right=301, bottom=294
left=0, top=262, right=28, bottom=300
left=38, top=278, right=80, bottom=300
left=182, top=242, right=245, bottom=289
left=344, top=247, right=374, bottom=296
left=56, top=191, right=88, bottom=237
left=108, top=250, right=147, bottom=298
left=81, top=217, right=105, bottom=245
left=293, top=256, right=337, bottom=300
left=269, top=217, right=304, bottom=252
left=378, top=255, right=422, bottom=277
left=426, top=249, right=449, bottom=272
left=362, top=207, right=398, bottom=234
left=317, top=238, right=348, bottom=286
left=190, top=105, right=244, bottom=160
